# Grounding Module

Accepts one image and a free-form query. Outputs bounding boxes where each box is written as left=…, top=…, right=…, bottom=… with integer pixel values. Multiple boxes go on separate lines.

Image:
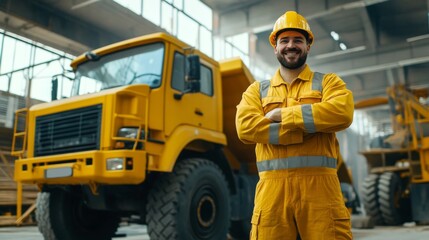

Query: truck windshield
left=71, top=42, right=164, bottom=96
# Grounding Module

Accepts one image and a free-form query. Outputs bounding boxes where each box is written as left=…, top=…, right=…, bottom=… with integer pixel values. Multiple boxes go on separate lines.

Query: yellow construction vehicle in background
left=360, top=84, right=429, bottom=225
left=11, top=32, right=359, bottom=239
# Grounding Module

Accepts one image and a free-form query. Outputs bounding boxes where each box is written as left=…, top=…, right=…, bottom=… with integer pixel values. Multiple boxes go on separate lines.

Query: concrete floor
left=0, top=224, right=149, bottom=240
left=1, top=224, right=429, bottom=240
left=353, top=225, right=429, bottom=240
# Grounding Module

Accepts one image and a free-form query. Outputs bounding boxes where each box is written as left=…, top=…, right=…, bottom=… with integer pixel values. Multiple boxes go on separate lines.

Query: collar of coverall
left=271, top=64, right=312, bottom=87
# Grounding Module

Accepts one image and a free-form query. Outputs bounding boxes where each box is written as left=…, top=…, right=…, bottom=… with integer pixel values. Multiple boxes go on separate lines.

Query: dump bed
left=219, top=58, right=257, bottom=167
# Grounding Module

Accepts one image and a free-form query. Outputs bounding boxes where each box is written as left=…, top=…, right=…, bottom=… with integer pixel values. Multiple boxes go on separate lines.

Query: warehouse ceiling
left=204, top=0, right=429, bottom=101
left=1, top=0, right=429, bottom=101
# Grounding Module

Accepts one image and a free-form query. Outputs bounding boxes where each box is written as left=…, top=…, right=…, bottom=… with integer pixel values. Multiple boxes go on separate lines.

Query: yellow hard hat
left=269, top=11, right=314, bottom=47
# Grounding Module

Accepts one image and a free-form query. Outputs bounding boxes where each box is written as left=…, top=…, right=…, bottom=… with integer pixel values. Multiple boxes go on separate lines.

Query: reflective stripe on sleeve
left=259, top=80, right=271, bottom=98
left=269, top=122, right=280, bottom=144
left=312, top=72, right=323, bottom=91
left=257, top=156, right=337, bottom=172
left=301, top=104, right=316, bottom=133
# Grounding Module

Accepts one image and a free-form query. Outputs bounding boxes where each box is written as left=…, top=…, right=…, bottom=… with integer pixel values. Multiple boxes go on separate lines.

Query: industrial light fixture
left=71, top=0, right=100, bottom=10
left=406, top=34, right=429, bottom=43
left=313, top=46, right=366, bottom=60
left=330, top=31, right=340, bottom=41
left=329, top=31, right=347, bottom=50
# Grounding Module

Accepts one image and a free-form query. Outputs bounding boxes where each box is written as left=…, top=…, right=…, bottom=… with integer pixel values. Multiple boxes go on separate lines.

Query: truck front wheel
left=36, top=189, right=120, bottom=240
left=146, top=158, right=231, bottom=240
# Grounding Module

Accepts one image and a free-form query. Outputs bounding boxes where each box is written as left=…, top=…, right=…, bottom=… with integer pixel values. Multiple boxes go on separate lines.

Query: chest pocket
left=298, top=91, right=322, bottom=104
left=262, top=96, right=284, bottom=114
left=258, top=71, right=324, bottom=109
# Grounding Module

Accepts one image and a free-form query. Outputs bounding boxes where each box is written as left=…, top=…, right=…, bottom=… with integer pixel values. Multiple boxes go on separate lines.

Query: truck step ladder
left=11, top=108, right=29, bottom=158
left=11, top=108, right=29, bottom=224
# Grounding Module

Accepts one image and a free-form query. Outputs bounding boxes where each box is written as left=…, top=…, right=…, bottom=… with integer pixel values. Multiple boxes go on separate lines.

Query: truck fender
left=157, top=125, right=227, bottom=172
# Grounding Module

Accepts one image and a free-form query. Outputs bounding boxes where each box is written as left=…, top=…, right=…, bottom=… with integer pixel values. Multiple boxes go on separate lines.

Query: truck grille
left=34, top=104, right=102, bottom=157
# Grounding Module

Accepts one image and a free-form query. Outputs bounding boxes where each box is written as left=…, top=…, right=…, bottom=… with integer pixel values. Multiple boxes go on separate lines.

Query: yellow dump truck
left=12, top=32, right=258, bottom=240
left=12, top=32, right=358, bottom=239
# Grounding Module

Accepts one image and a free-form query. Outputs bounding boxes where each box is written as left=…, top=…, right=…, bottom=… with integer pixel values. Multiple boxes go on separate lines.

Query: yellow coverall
left=236, top=65, right=354, bottom=239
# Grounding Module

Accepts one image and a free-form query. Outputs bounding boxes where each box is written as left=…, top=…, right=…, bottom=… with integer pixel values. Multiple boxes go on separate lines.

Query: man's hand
left=265, top=108, right=282, bottom=122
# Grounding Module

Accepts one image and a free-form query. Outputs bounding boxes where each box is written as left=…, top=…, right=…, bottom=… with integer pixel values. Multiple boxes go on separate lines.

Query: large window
left=0, top=29, right=73, bottom=101
left=114, top=0, right=213, bottom=57
left=0, top=29, right=73, bottom=128
left=114, top=0, right=271, bottom=81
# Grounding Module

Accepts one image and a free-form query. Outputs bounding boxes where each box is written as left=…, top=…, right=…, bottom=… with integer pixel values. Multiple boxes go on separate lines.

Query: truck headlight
left=115, top=127, right=145, bottom=149
left=106, top=157, right=124, bottom=170
left=118, top=127, right=139, bottom=139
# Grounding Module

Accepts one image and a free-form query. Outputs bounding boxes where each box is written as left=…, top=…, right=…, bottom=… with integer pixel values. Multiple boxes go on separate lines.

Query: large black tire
left=146, top=158, right=231, bottom=240
left=362, top=174, right=383, bottom=225
left=378, top=172, right=411, bottom=225
left=36, top=192, right=56, bottom=240
left=35, top=189, right=120, bottom=240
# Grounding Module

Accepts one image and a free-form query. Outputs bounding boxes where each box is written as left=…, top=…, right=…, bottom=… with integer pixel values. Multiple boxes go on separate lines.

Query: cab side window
left=200, top=65, right=213, bottom=96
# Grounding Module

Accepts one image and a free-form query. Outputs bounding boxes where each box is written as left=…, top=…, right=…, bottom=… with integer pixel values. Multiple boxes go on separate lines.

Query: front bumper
left=14, top=150, right=147, bottom=185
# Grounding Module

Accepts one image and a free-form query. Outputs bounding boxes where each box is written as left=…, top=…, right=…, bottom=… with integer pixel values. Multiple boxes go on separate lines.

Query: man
left=236, top=11, right=354, bottom=239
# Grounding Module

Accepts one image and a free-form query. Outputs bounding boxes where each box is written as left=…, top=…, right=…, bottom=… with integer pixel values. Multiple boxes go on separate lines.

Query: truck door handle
left=194, top=109, right=203, bottom=116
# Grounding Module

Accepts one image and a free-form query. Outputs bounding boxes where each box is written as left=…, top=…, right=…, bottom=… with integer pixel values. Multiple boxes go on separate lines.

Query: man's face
left=274, top=30, right=310, bottom=69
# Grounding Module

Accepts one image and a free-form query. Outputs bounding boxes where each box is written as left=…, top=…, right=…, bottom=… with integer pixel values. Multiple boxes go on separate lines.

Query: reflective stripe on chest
left=259, top=72, right=324, bottom=138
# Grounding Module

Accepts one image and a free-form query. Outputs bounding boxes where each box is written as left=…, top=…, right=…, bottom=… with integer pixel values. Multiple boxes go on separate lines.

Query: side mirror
left=51, top=77, right=58, bottom=101
left=186, top=55, right=200, bottom=92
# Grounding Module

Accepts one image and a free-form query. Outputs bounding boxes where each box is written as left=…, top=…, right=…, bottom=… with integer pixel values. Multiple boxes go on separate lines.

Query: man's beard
left=276, top=50, right=307, bottom=69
